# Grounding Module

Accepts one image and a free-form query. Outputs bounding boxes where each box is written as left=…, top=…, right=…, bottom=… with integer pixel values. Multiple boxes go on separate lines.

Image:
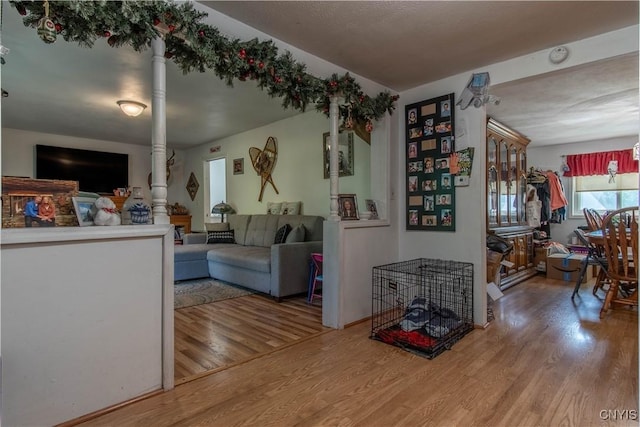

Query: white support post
left=329, top=95, right=340, bottom=221
left=151, top=37, right=169, bottom=224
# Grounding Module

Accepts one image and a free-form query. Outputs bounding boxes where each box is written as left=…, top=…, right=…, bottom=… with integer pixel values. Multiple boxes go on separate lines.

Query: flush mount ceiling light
left=117, top=100, right=147, bottom=117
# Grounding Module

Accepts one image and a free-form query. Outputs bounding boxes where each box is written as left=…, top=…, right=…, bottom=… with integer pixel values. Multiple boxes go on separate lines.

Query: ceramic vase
left=121, top=187, right=152, bottom=225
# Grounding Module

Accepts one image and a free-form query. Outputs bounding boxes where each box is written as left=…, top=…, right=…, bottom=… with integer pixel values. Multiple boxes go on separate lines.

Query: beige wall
left=183, top=110, right=372, bottom=231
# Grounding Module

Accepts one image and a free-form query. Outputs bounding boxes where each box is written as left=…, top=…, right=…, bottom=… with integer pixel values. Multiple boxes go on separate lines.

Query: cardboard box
left=546, top=253, right=587, bottom=283
left=487, top=249, right=503, bottom=284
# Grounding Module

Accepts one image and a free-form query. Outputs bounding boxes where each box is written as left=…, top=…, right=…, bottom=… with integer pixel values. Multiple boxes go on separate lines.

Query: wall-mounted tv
left=36, top=145, right=129, bottom=194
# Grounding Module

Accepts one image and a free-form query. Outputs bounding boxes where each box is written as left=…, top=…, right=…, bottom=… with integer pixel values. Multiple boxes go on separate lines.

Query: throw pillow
left=205, top=222, right=230, bottom=232
left=285, top=224, right=306, bottom=243
left=274, top=224, right=292, bottom=244
left=267, top=202, right=282, bottom=215
left=280, top=201, right=301, bottom=215
left=207, top=230, right=235, bottom=244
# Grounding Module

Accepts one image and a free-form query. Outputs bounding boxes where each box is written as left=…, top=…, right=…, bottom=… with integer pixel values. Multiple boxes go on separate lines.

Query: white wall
left=1, top=128, right=188, bottom=204
left=528, top=136, right=637, bottom=244
left=183, top=110, right=372, bottom=230
left=398, top=77, right=488, bottom=325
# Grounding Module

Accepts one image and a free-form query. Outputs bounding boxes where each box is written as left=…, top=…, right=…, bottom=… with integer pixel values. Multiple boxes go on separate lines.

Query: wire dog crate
left=371, top=258, right=474, bottom=359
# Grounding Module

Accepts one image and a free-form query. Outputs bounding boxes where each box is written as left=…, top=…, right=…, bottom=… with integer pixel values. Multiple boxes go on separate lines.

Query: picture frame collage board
left=405, top=93, right=455, bottom=231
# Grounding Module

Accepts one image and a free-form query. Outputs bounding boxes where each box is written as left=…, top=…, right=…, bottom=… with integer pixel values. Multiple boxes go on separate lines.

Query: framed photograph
left=323, top=131, right=354, bottom=179
left=338, top=193, right=359, bottom=220
left=365, top=199, right=379, bottom=219
left=72, top=196, right=98, bottom=226
left=233, top=158, right=244, bottom=175
left=10, top=193, right=55, bottom=227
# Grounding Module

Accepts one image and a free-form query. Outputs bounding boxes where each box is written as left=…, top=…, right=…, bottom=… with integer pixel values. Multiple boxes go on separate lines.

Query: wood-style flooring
left=81, top=275, right=638, bottom=427
left=175, top=294, right=326, bottom=383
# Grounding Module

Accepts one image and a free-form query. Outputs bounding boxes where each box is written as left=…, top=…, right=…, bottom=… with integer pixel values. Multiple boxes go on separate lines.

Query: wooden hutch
left=486, top=118, right=536, bottom=289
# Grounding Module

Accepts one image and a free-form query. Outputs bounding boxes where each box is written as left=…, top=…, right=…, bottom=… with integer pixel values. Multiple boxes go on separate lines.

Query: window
left=207, top=158, right=226, bottom=221
left=571, top=173, right=639, bottom=216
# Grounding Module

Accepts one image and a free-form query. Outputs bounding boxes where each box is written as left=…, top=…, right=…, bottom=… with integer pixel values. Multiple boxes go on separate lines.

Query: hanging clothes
left=546, top=170, right=568, bottom=211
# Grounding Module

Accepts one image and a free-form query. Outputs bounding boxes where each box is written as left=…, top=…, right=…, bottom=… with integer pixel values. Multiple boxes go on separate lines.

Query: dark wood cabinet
left=486, top=118, right=536, bottom=289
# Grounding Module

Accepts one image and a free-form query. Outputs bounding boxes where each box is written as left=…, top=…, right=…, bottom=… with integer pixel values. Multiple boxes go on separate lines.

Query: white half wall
left=1, top=225, right=174, bottom=426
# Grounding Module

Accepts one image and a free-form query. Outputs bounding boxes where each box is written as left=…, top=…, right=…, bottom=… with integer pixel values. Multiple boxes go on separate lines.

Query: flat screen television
left=36, top=144, right=129, bottom=194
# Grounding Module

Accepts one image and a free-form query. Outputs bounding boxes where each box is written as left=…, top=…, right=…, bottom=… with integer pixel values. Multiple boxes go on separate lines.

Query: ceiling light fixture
left=117, top=100, right=147, bottom=117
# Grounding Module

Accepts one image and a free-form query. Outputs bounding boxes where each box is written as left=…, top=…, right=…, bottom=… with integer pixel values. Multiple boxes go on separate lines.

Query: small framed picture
left=338, top=193, right=359, bottom=220
left=407, top=108, right=417, bottom=124
left=365, top=199, right=379, bottom=219
left=233, top=158, right=244, bottom=175
left=72, top=196, right=98, bottom=226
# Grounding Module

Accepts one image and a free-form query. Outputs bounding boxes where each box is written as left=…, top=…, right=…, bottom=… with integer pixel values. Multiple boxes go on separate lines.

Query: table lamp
left=211, top=201, right=235, bottom=222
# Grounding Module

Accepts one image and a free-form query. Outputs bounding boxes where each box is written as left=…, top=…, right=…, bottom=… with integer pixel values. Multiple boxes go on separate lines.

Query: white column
left=151, top=37, right=169, bottom=224
left=329, top=95, right=340, bottom=221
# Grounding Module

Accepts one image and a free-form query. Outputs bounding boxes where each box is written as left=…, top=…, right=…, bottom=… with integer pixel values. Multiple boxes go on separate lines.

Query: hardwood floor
left=175, top=294, right=327, bottom=383
left=81, top=275, right=638, bottom=427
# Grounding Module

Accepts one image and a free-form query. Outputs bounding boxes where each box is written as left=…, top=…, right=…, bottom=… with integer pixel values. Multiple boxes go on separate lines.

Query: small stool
left=307, top=253, right=323, bottom=303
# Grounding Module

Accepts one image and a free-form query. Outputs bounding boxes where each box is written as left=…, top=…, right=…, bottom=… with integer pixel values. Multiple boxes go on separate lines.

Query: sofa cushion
left=174, top=244, right=213, bottom=262
left=267, top=202, right=282, bottom=215
left=227, top=215, right=252, bottom=245
left=207, top=230, right=236, bottom=244
left=205, top=222, right=230, bottom=232
left=244, top=215, right=281, bottom=247
left=280, top=201, right=301, bottom=215
left=276, top=215, right=324, bottom=241
left=274, top=224, right=292, bottom=244
left=207, top=246, right=271, bottom=273
left=285, top=224, right=306, bottom=243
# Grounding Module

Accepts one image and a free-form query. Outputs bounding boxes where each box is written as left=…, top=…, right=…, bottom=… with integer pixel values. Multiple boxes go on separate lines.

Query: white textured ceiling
left=1, top=1, right=638, bottom=148
left=487, top=53, right=639, bottom=146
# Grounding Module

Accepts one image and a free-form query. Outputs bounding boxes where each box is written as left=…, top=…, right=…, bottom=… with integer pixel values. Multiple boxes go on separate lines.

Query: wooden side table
left=170, top=215, right=192, bottom=235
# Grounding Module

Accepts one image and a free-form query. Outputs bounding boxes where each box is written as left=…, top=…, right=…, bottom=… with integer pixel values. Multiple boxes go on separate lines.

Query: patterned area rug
left=174, top=278, right=255, bottom=309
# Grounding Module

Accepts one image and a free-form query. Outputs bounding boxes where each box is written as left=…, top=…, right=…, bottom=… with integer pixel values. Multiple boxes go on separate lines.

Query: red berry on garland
left=164, top=51, right=174, bottom=59
left=258, top=62, right=264, bottom=69
left=365, top=120, right=374, bottom=133
left=153, top=18, right=161, bottom=26
left=16, top=3, right=27, bottom=16
left=359, top=95, right=365, bottom=102
left=168, top=24, right=176, bottom=33
left=330, top=81, right=338, bottom=88
left=248, top=58, right=254, bottom=65
left=55, top=23, right=63, bottom=33
left=239, top=48, right=246, bottom=58
left=103, top=31, right=111, bottom=38
left=198, top=30, right=205, bottom=38
left=274, top=76, right=282, bottom=84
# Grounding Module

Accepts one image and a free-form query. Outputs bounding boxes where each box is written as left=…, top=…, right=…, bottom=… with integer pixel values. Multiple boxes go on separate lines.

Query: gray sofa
left=174, top=214, right=324, bottom=299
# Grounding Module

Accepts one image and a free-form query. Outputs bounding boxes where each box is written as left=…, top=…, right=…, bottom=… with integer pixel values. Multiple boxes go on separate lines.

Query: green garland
left=9, top=0, right=399, bottom=130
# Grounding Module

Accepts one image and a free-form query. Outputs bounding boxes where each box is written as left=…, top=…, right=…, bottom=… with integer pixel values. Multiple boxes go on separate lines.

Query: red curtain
left=563, top=149, right=638, bottom=177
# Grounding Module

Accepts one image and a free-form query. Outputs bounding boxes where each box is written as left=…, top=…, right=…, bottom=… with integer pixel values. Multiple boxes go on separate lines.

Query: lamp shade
left=211, top=202, right=235, bottom=215
left=117, top=100, right=147, bottom=117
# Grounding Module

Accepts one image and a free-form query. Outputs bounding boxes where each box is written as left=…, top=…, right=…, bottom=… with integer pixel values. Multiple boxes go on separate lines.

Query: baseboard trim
left=55, top=389, right=163, bottom=427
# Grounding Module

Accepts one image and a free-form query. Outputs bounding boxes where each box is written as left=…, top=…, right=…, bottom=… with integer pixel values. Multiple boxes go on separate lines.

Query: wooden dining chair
left=583, top=208, right=603, bottom=231
left=571, top=229, right=608, bottom=299
left=599, top=206, right=639, bottom=318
